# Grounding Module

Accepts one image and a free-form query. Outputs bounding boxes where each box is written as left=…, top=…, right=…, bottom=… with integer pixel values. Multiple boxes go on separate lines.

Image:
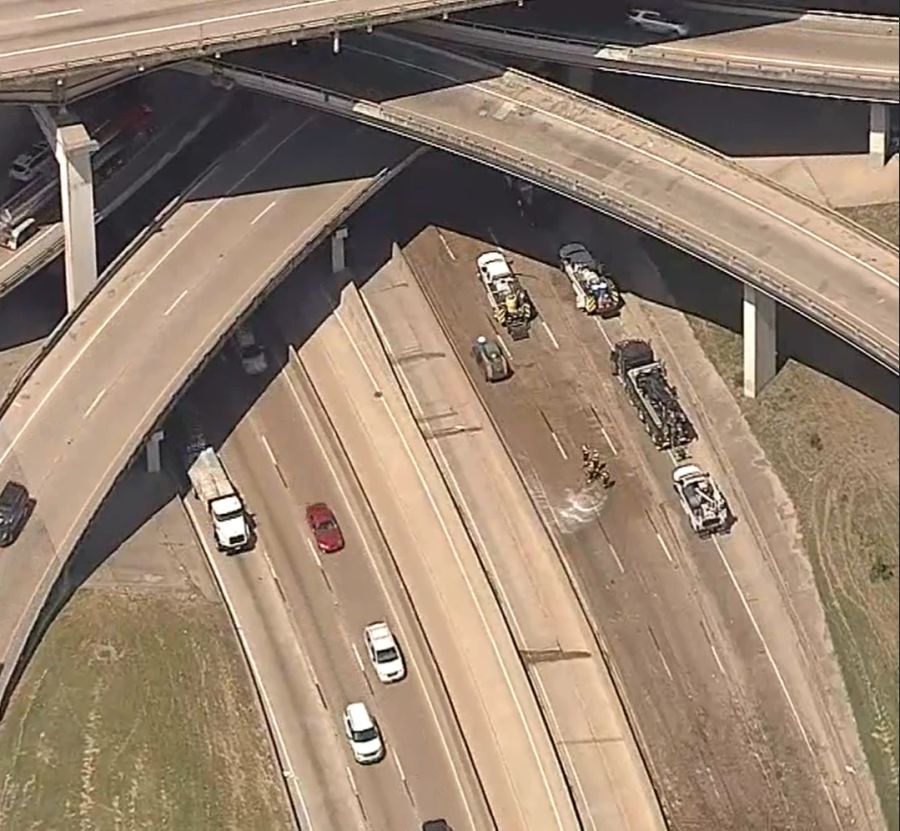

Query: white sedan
left=364, top=621, right=406, bottom=683
left=628, top=9, right=690, bottom=37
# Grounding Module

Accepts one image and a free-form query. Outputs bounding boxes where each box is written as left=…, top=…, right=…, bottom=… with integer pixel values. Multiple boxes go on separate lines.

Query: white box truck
left=188, top=447, right=252, bottom=553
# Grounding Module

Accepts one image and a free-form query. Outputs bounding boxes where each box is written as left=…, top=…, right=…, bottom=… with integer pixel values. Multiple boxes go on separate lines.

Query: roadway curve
left=0, top=0, right=511, bottom=87
left=405, top=5, right=900, bottom=102
left=0, top=104, right=417, bottom=712
left=187, top=32, right=900, bottom=374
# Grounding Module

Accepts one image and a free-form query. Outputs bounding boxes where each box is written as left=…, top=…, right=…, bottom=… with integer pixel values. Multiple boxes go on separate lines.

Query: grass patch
left=645, top=201, right=899, bottom=829
left=840, top=203, right=899, bottom=247
left=0, top=588, right=293, bottom=831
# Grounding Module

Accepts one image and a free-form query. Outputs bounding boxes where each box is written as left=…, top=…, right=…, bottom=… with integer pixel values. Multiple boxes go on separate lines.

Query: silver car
left=628, top=9, right=690, bottom=37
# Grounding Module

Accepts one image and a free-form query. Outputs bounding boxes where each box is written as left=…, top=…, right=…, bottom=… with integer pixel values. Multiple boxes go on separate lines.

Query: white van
left=343, top=702, right=385, bottom=764
left=1, top=217, right=39, bottom=251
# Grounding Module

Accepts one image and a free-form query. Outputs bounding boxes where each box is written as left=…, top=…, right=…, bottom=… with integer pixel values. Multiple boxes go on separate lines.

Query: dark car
left=471, top=335, right=510, bottom=383
left=422, top=821, right=452, bottom=831
left=305, top=502, right=344, bottom=553
left=0, top=480, right=33, bottom=546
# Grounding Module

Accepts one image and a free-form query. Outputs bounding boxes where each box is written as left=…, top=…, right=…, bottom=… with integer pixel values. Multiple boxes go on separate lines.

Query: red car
left=305, top=502, right=344, bottom=553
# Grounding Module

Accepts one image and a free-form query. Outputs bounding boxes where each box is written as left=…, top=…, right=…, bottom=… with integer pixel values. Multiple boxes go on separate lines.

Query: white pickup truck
left=188, top=447, right=252, bottom=553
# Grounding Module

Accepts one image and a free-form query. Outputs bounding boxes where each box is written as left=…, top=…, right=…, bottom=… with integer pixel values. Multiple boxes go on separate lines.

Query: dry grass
left=679, top=202, right=899, bottom=829
left=0, top=588, right=293, bottom=831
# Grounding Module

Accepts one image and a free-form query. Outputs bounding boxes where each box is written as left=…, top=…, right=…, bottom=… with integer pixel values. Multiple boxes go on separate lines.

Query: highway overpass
left=0, top=104, right=418, bottom=720
left=182, top=32, right=899, bottom=389
left=406, top=4, right=900, bottom=102
left=0, top=0, right=513, bottom=94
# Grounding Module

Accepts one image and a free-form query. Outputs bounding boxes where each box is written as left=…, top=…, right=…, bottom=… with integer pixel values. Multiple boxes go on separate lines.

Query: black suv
left=422, top=822, right=452, bottom=831
left=0, top=480, right=32, bottom=546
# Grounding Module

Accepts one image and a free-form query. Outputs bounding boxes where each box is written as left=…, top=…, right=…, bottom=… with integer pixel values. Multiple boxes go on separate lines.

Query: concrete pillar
left=331, top=227, right=348, bottom=274
left=742, top=284, right=777, bottom=399
left=564, top=65, right=593, bottom=94
left=145, top=429, right=165, bottom=473
left=869, top=103, right=888, bottom=168
left=57, top=123, right=99, bottom=311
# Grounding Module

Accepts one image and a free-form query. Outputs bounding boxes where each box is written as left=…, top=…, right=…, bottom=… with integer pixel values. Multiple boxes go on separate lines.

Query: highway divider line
left=180, top=496, right=308, bottom=831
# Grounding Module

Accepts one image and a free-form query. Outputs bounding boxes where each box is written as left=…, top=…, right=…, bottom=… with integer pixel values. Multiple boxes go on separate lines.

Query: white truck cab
left=188, top=447, right=251, bottom=553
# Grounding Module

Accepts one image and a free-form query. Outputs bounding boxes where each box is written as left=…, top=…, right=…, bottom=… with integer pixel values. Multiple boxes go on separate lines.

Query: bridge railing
left=194, top=58, right=899, bottom=372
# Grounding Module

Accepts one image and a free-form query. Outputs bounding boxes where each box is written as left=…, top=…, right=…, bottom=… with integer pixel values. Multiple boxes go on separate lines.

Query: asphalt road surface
left=183, top=336, right=492, bottom=830
left=276, top=267, right=582, bottom=830
left=359, top=247, right=666, bottom=830
left=0, top=0, right=510, bottom=84
left=400, top=181, right=884, bottom=830
left=0, top=104, right=415, bottom=717
left=224, top=31, right=900, bottom=373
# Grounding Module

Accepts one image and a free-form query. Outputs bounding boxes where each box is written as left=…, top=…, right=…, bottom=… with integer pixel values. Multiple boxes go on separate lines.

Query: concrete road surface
left=359, top=246, right=666, bottom=830
left=277, top=271, right=580, bottom=831
left=216, top=31, right=900, bottom=373
left=447, top=0, right=899, bottom=99
left=0, top=0, right=512, bottom=85
left=0, top=104, right=415, bottom=715
left=402, top=193, right=884, bottom=829
left=187, top=337, right=492, bottom=830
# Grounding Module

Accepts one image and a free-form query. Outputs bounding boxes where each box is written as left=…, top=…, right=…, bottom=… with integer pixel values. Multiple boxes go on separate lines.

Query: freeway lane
left=0, top=0, right=512, bottom=85
left=281, top=274, right=580, bottom=830
left=0, top=103, right=416, bottom=712
left=411, top=5, right=900, bottom=100
left=204, top=31, right=899, bottom=373
left=359, top=248, right=666, bottom=830
left=192, top=334, right=491, bottom=830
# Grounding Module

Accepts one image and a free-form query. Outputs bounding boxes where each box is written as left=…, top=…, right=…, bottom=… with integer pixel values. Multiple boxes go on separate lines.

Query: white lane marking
left=33, top=8, right=83, bottom=20
left=594, top=317, right=614, bottom=349
left=436, top=229, right=456, bottom=261
left=82, top=387, right=106, bottom=419
left=305, top=536, right=323, bottom=570
left=282, top=363, right=480, bottom=831
left=608, top=541, right=625, bottom=574
left=251, top=199, right=278, bottom=225
left=351, top=643, right=366, bottom=676
left=708, top=637, right=726, bottom=677
left=260, top=434, right=279, bottom=467
left=163, top=289, right=189, bottom=316
left=0, top=0, right=340, bottom=59
left=393, top=750, right=407, bottom=782
left=329, top=308, right=566, bottom=829
left=183, top=498, right=316, bottom=830
left=600, top=425, right=617, bottom=455
left=655, top=531, right=674, bottom=564
left=712, top=537, right=842, bottom=824
left=0, top=115, right=312, bottom=470
left=356, top=41, right=899, bottom=292
left=540, top=320, right=559, bottom=350
left=549, top=430, right=568, bottom=460
left=345, top=765, right=358, bottom=795
left=487, top=226, right=499, bottom=245
left=494, top=333, right=512, bottom=360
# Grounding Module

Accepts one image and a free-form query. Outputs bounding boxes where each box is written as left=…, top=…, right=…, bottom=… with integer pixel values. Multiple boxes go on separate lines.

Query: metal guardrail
left=195, top=58, right=898, bottom=373
left=0, top=0, right=510, bottom=83
left=407, top=19, right=899, bottom=101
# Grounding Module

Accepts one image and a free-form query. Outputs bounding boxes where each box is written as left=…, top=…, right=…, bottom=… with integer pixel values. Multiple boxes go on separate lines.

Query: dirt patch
left=0, top=588, right=293, bottom=831
left=841, top=203, right=899, bottom=247
left=676, top=202, right=899, bottom=829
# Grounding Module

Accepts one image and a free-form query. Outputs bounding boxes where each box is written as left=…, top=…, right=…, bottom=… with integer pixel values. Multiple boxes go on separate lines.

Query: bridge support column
left=742, top=285, right=776, bottom=399
left=32, top=106, right=100, bottom=311
left=331, top=226, right=348, bottom=274
left=869, top=102, right=888, bottom=168
left=58, top=124, right=99, bottom=311
left=145, top=429, right=165, bottom=474
left=564, top=65, right=593, bottom=94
